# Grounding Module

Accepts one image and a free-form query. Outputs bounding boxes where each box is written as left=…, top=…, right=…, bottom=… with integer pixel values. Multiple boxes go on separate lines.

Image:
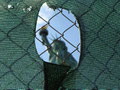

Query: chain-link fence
left=0, top=0, right=44, bottom=89
left=61, top=0, right=120, bottom=89
left=0, top=0, right=120, bottom=89
left=35, top=7, right=80, bottom=65
left=35, top=4, right=81, bottom=89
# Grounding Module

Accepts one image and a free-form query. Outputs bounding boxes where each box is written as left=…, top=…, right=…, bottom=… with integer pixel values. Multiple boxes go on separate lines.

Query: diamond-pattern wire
left=36, top=8, right=80, bottom=63
left=0, top=1, right=44, bottom=89
left=0, top=0, right=120, bottom=89
left=77, top=0, right=120, bottom=88
left=61, top=0, right=120, bottom=88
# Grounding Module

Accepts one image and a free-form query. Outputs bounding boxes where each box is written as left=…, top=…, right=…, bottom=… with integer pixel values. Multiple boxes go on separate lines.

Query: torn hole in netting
left=35, top=2, right=81, bottom=69
left=35, top=2, right=81, bottom=89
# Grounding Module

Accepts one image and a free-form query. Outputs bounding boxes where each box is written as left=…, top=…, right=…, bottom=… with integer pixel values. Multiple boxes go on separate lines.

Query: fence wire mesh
left=0, top=0, right=120, bottom=89
left=35, top=8, right=80, bottom=64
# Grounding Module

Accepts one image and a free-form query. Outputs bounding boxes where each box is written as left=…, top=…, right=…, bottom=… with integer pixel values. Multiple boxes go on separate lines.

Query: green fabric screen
left=0, top=0, right=120, bottom=89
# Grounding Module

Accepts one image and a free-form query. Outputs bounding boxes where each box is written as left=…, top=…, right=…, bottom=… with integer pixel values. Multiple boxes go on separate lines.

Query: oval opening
left=35, top=2, right=80, bottom=67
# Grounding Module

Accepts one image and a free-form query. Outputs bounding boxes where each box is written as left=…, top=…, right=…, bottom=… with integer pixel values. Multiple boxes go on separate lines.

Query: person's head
left=52, top=39, right=67, bottom=53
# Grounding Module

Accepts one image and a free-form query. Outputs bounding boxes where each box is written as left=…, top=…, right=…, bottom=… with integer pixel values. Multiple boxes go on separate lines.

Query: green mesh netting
left=0, top=0, right=120, bottom=89
left=0, top=0, right=44, bottom=89
left=44, top=62, right=70, bottom=90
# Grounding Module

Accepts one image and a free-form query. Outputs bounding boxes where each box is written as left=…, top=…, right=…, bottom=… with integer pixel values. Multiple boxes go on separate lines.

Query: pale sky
left=35, top=3, right=80, bottom=63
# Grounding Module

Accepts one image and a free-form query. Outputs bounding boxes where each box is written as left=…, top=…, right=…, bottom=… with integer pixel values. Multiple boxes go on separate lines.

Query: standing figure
left=39, top=25, right=77, bottom=70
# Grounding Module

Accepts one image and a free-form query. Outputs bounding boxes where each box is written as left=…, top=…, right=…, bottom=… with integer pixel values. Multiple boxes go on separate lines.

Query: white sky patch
left=37, top=3, right=54, bottom=24
left=37, top=16, right=48, bottom=24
